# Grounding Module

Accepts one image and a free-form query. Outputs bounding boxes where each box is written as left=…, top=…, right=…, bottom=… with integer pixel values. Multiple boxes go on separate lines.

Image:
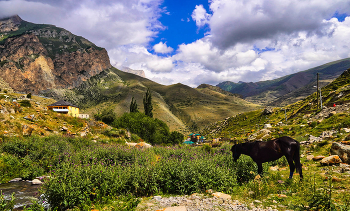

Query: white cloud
left=153, top=42, right=174, bottom=54
left=191, top=4, right=211, bottom=28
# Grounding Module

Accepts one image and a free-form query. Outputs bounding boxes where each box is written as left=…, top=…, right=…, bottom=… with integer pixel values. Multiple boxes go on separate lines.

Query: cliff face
left=0, top=15, right=111, bottom=94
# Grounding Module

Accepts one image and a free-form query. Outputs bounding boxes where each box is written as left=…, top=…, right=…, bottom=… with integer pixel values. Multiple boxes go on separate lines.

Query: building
left=47, top=100, right=79, bottom=117
left=78, top=114, right=90, bottom=119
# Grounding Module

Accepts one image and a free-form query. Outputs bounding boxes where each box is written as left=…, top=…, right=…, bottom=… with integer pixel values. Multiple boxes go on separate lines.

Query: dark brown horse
left=231, top=136, right=303, bottom=179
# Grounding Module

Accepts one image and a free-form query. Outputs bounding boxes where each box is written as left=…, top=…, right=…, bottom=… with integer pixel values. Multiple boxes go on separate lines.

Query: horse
left=231, top=136, right=303, bottom=179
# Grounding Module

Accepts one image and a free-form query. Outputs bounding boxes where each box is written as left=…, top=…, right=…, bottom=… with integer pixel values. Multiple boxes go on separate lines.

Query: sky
left=1, top=0, right=350, bottom=87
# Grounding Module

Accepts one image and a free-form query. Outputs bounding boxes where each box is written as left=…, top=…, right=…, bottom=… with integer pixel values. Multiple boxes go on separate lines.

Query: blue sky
left=1, top=0, right=350, bottom=87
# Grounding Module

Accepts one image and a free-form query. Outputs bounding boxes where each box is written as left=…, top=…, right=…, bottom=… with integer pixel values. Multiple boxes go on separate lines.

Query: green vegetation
left=113, top=112, right=183, bottom=145
left=143, top=88, right=153, bottom=118
left=94, top=107, right=117, bottom=125
left=19, top=100, right=31, bottom=107
left=130, top=97, right=139, bottom=113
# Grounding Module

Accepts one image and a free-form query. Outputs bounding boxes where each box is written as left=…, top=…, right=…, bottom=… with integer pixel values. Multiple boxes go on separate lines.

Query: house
left=47, top=100, right=79, bottom=117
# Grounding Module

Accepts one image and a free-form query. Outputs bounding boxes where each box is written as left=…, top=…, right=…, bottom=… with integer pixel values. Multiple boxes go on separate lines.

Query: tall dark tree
left=143, top=88, right=153, bottom=118
left=130, top=97, right=139, bottom=113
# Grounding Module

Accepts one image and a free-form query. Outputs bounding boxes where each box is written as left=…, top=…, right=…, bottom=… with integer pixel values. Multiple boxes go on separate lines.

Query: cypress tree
left=130, top=97, right=139, bottom=113
left=143, top=88, right=153, bottom=118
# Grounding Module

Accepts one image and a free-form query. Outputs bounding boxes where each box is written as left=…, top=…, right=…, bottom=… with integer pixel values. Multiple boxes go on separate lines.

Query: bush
left=94, top=108, right=117, bottom=124
left=19, top=100, right=31, bottom=107
left=26, top=93, right=32, bottom=99
left=113, top=112, right=183, bottom=145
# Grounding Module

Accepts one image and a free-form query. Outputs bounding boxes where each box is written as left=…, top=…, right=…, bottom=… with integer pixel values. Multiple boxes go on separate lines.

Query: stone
left=154, top=196, right=162, bottom=201
left=264, top=124, right=272, bottom=129
left=320, top=155, right=342, bottom=166
left=342, top=128, right=350, bottom=133
left=23, top=114, right=35, bottom=122
left=306, top=155, right=314, bottom=160
left=270, top=166, right=279, bottom=171
left=277, top=194, right=287, bottom=198
left=341, top=141, right=350, bottom=145
left=312, top=155, right=325, bottom=161
left=163, top=206, right=187, bottom=211
left=212, top=192, right=231, bottom=199
left=206, top=189, right=214, bottom=194
left=135, top=142, right=152, bottom=149
left=330, top=142, right=350, bottom=164
left=277, top=180, right=284, bottom=184
left=31, top=179, right=42, bottom=185
left=60, top=126, right=68, bottom=131
left=328, top=111, right=336, bottom=117
left=263, top=107, right=273, bottom=115
left=22, top=124, right=34, bottom=136
left=9, top=178, right=22, bottom=182
left=254, top=200, right=262, bottom=203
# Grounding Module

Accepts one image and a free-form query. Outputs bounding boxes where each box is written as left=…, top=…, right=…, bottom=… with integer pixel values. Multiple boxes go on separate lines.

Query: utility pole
left=317, top=73, right=319, bottom=109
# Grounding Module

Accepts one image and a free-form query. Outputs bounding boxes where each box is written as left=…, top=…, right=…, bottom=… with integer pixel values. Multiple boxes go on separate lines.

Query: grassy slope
left=50, top=67, right=260, bottom=133
left=202, top=69, right=350, bottom=141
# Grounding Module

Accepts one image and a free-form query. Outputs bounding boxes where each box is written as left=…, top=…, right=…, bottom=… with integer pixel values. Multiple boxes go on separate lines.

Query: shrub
left=94, top=107, right=117, bottom=124
left=26, top=93, right=32, bottom=99
left=19, top=100, right=31, bottom=107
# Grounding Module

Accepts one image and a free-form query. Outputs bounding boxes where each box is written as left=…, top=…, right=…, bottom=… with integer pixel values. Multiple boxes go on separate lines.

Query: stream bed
left=0, top=181, right=41, bottom=210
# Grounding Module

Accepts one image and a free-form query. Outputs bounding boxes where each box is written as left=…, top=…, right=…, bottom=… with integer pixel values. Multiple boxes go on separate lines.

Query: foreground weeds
left=1, top=137, right=350, bottom=210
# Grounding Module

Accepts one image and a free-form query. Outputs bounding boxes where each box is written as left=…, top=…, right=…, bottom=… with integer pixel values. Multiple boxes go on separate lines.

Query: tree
left=130, top=97, right=139, bottom=113
left=26, top=93, right=32, bottom=99
left=143, top=88, right=153, bottom=118
left=94, top=107, right=117, bottom=125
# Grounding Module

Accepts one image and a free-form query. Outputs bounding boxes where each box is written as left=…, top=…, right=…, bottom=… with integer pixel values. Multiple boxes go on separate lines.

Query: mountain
left=0, top=15, right=111, bottom=94
left=217, top=58, right=350, bottom=106
left=120, top=67, right=146, bottom=78
left=203, top=68, right=350, bottom=140
left=45, top=67, right=260, bottom=132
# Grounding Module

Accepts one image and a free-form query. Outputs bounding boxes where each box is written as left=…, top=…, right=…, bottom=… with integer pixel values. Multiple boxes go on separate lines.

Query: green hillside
left=45, top=67, right=260, bottom=133
left=203, top=69, right=350, bottom=141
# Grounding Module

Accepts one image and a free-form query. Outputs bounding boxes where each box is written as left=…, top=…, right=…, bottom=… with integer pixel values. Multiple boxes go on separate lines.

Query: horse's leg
left=287, top=158, right=295, bottom=179
left=293, top=147, right=303, bottom=180
left=257, top=163, right=263, bottom=175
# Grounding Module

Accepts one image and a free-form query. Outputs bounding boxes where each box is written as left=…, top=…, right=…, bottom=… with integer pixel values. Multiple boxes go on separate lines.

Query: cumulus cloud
left=191, top=4, right=211, bottom=28
left=0, top=0, right=164, bottom=48
left=205, top=0, right=350, bottom=49
left=153, top=42, right=174, bottom=54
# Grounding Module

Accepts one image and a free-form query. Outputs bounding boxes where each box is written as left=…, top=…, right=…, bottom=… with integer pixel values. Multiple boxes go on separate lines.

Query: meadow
left=1, top=136, right=349, bottom=210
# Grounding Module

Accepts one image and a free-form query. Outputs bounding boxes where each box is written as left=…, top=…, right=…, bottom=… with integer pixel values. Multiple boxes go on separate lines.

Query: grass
left=1, top=136, right=350, bottom=210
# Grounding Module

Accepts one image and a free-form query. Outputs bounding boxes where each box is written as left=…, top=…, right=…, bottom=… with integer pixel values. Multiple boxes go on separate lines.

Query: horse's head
left=231, top=144, right=242, bottom=161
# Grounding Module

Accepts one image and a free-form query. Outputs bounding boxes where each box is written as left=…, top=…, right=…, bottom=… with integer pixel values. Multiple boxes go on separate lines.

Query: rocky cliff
left=0, top=15, right=111, bottom=94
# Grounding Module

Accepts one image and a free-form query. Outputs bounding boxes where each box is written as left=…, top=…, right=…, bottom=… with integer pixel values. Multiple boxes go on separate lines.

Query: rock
left=263, top=107, right=273, bottom=115
left=264, top=124, right=272, bottom=129
left=22, top=124, right=34, bottom=136
left=277, top=180, right=284, bottom=184
left=23, top=114, right=35, bottom=122
left=212, top=192, right=231, bottom=199
left=320, top=155, right=342, bottom=166
left=9, top=178, right=22, bottom=182
left=330, top=142, right=350, bottom=164
left=154, top=196, right=162, bottom=201
left=277, top=194, right=287, bottom=198
left=306, top=155, right=314, bottom=160
left=270, top=166, right=279, bottom=171
left=31, top=179, right=42, bottom=185
left=328, top=111, right=336, bottom=117
left=135, top=142, right=152, bottom=149
left=254, top=200, right=262, bottom=203
left=341, top=141, right=350, bottom=145
left=60, top=126, right=68, bottom=131
left=163, top=206, right=187, bottom=211
left=312, top=155, right=325, bottom=161
left=342, top=128, right=350, bottom=133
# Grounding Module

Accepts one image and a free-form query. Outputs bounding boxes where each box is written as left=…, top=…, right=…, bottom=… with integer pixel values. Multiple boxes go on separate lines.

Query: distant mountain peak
left=0, top=15, right=22, bottom=33
left=120, top=66, right=145, bottom=78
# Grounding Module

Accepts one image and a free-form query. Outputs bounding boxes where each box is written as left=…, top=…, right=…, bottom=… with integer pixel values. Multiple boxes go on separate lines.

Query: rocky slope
left=0, top=15, right=111, bottom=94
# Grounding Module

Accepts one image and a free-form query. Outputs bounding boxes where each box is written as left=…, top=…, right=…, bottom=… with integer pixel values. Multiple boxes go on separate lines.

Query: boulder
left=135, top=142, right=152, bottom=149
left=31, top=179, right=42, bottom=185
left=320, top=155, right=342, bottom=166
left=9, top=178, right=22, bottom=182
left=270, top=166, right=279, bottom=171
left=264, top=124, right=272, bottom=129
left=60, top=126, right=68, bottom=131
left=23, top=114, right=35, bottom=122
left=306, top=155, right=314, bottom=160
left=312, top=155, right=325, bottom=161
left=163, top=206, right=187, bottom=211
left=212, top=192, right=231, bottom=199
left=341, top=128, right=350, bottom=133
left=330, top=142, right=350, bottom=164
left=22, top=125, right=34, bottom=136
left=263, top=107, right=273, bottom=115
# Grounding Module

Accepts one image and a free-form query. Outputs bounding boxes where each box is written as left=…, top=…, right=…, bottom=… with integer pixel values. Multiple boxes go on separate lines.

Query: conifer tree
left=130, top=97, right=139, bottom=113
left=143, top=88, right=153, bottom=118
